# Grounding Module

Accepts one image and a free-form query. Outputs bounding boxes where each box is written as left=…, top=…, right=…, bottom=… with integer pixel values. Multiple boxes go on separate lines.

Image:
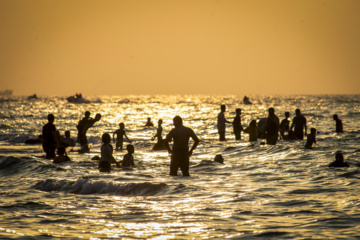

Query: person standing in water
left=232, top=108, right=244, bottom=140
left=113, top=123, right=132, bottom=151
left=290, top=109, right=307, bottom=140
left=265, top=108, right=280, bottom=145
left=280, top=112, right=290, bottom=139
left=152, top=119, right=165, bottom=150
left=305, top=128, right=317, bottom=149
left=42, top=114, right=59, bottom=159
left=77, top=111, right=101, bottom=147
left=217, top=105, right=231, bottom=141
left=333, top=114, right=343, bottom=133
left=164, top=116, right=199, bottom=176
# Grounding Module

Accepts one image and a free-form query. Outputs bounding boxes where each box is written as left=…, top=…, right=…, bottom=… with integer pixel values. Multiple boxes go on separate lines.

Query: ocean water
left=0, top=94, right=360, bottom=239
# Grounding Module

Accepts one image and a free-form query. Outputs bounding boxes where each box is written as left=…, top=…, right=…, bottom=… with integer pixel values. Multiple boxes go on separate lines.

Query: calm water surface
left=0, top=95, right=360, bottom=239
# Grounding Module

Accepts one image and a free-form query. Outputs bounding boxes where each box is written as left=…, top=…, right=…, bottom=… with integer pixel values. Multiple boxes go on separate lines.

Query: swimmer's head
left=158, top=119, right=163, bottom=125
left=173, top=116, right=182, bottom=127
left=221, top=105, right=226, bottom=112
left=335, top=152, right=344, bottom=162
left=48, top=114, right=54, bottom=122
left=333, top=114, right=338, bottom=120
left=268, top=108, right=275, bottom=116
left=126, top=144, right=134, bottom=154
left=295, top=109, right=301, bottom=116
left=236, top=108, right=241, bottom=115
left=102, top=133, right=111, bottom=144
left=285, top=112, right=290, bottom=118
left=85, top=111, right=90, bottom=117
left=119, top=123, right=125, bottom=129
left=57, top=146, right=66, bottom=156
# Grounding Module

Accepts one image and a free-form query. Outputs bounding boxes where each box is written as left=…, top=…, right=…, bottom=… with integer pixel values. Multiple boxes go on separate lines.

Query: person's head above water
left=85, top=111, right=90, bottom=118
left=250, top=119, right=257, bottom=127
left=158, top=119, right=163, bottom=125
left=285, top=112, right=290, bottom=118
left=65, top=130, right=70, bottom=138
left=333, top=114, right=338, bottom=120
left=335, top=152, right=344, bottom=163
left=268, top=108, right=275, bottom=116
left=57, top=146, right=66, bottom=156
left=102, top=133, right=111, bottom=144
left=310, top=128, right=316, bottom=135
left=126, top=144, right=134, bottom=154
left=119, top=122, right=125, bottom=129
left=295, top=109, right=301, bottom=116
left=173, top=116, right=183, bottom=127
left=48, top=114, right=54, bottom=123
left=221, top=105, right=226, bottom=112
left=236, top=108, right=241, bottom=115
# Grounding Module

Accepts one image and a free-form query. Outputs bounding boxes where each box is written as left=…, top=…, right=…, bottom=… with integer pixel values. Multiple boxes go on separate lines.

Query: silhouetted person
left=99, top=133, right=117, bottom=172
left=214, top=154, right=224, bottom=164
left=257, top=117, right=267, bottom=139
left=333, top=114, right=343, bottom=133
left=152, top=119, right=165, bottom=150
left=280, top=112, right=290, bottom=139
left=113, top=122, right=131, bottom=151
left=53, top=146, right=71, bottom=164
left=233, top=108, right=244, bottom=140
left=164, top=116, right=199, bottom=176
left=243, top=96, right=252, bottom=105
left=217, top=105, right=231, bottom=141
left=120, top=144, right=135, bottom=167
left=77, top=111, right=101, bottom=147
left=265, top=108, right=279, bottom=145
left=329, top=153, right=349, bottom=168
left=42, top=114, right=59, bottom=159
left=290, top=109, right=307, bottom=140
left=305, top=128, right=317, bottom=149
left=244, top=120, right=260, bottom=142
left=145, top=117, right=154, bottom=127
left=60, top=130, right=76, bottom=148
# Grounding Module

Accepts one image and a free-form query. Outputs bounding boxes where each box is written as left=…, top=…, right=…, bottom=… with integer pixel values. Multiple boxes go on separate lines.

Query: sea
left=0, top=94, right=359, bottom=239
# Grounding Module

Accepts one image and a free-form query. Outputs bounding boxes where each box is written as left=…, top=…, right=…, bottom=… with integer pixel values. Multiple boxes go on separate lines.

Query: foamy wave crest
left=34, top=178, right=168, bottom=196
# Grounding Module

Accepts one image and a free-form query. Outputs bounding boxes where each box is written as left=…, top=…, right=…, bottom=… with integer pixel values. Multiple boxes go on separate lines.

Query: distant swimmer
left=333, top=114, right=343, bottom=133
left=53, top=146, right=71, bottom=164
left=244, top=120, right=260, bottom=142
left=328, top=153, right=349, bottom=168
left=152, top=119, right=166, bottom=151
left=232, top=108, right=244, bottom=140
left=305, top=128, right=317, bottom=149
left=290, top=109, right=307, bottom=140
left=280, top=112, right=290, bottom=139
left=77, top=111, right=101, bottom=149
left=214, top=154, right=224, bottom=164
left=120, top=144, right=135, bottom=167
left=99, top=133, right=118, bottom=172
left=164, top=116, right=199, bottom=176
left=145, top=117, right=154, bottom=127
left=217, top=105, right=231, bottom=141
left=42, top=114, right=59, bottom=159
left=265, top=108, right=280, bottom=145
left=60, top=130, right=76, bottom=148
left=113, top=122, right=131, bottom=151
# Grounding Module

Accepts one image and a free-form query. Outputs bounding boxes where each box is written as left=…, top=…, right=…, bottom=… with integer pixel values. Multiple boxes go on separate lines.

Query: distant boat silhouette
left=0, top=90, right=13, bottom=96
left=67, top=94, right=90, bottom=103
left=243, top=96, right=252, bottom=105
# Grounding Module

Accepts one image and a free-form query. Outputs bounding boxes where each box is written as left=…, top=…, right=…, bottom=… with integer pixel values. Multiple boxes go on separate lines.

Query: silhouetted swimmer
left=257, top=117, right=267, bottom=139
left=60, top=130, right=76, bottom=148
left=120, top=144, right=135, bottom=167
left=164, top=116, right=199, bottom=176
left=233, top=108, right=244, bottom=140
left=152, top=119, right=165, bottom=150
left=280, top=112, right=290, bottom=139
left=243, top=96, right=252, bottom=105
left=214, top=154, right=224, bottom=164
left=290, top=109, right=307, bottom=140
left=42, top=114, right=59, bottom=159
left=113, top=122, right=131, bottom=151
left=244, top=120, right=260, bottom=142
left=53, top=147, right=71, bottom=164
left=265, top=108, right=280, bottom=145
left=333, top=114, right=343, bottom=133
left=328, top=153, right=349, bottom=168
left=99, top=133, right=117, bottom=172
left=77, top=111, right=101, bottom=147
left=305, top=128, right=317, bottom=149
left=145, top=117, right=154, bottom=127
left=217, top=105, right=231, bottom=141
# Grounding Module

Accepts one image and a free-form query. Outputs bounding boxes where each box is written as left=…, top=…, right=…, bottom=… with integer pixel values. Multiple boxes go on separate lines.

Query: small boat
left=243, top=96, right=252, bottom=105
left=66, top=94, right=90, bottom=103
left=28, top=94, right=38, bottom=99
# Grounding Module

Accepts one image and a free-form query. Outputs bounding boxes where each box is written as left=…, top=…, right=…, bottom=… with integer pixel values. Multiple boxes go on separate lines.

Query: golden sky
left=1, top=0, right=359, bottom=96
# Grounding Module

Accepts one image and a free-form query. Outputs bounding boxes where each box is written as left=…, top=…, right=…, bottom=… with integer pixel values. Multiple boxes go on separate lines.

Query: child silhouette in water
left=120, top=144, right=135, bottom=167
left=53, top=146, right=71, bottom=164
left=305, top=128, right=316, bottom=149
left=113, top=123, right=131, bottom=151
left=329, top=153, right=349, bottom=168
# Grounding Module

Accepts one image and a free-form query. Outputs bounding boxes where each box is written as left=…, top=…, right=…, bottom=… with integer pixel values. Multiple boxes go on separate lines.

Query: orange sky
left=1, top=0, right=359, bottom=96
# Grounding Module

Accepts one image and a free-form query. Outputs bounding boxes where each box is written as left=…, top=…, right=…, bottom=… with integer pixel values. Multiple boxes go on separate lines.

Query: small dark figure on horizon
left=120, top=144, right=135, bottom=167
left=152, top=119, right=165, bottom=150
left=265, top=108, right=280, bottom=145
left=164, top=116, right=199, bottom=176
left=244, top=120, right=260, bottom=142
left=329, top=153, right=349, bottom=168
left=333, top=114, right=343, bottom=133
left=217, top=105, right=231, bottom=141
left=42, top=114, right=59, bottom=159
left=280, top=112, right=290, bottom=139
left=305, top=128, right=317, bottom=149
left=233, top=108, right=244, bottom=140
left=290, top=109, right=307, bottom=140
left=145, top=117, right=154, bottom=127
left=77, top=111, right=101, bottom=147
left=113, top=122, right=131, bottom=151
left=53, top=146, right=71, bottom=164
